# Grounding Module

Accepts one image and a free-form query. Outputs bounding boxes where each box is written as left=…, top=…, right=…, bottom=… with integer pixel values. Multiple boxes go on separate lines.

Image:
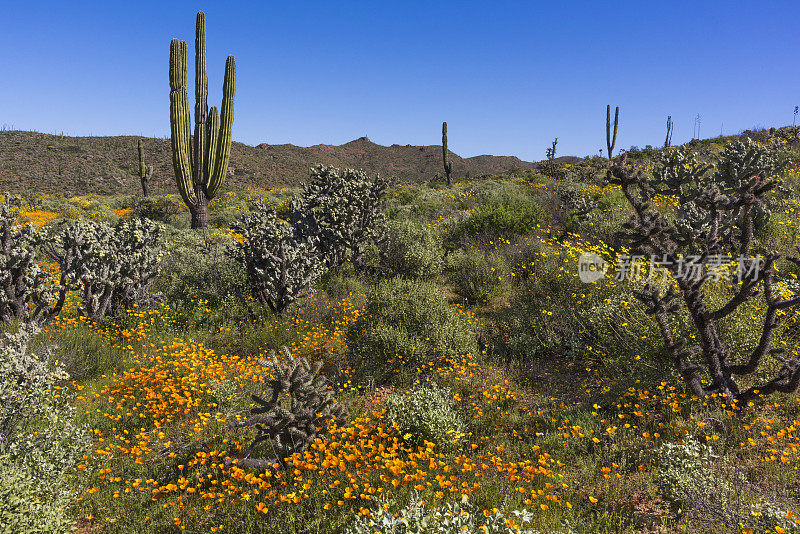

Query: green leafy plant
left=446, top=249, right=510, bottom=304
left=381, top=219, right=444, bottom=278
left=347, top=491, right=542, bottom=534
left=346, top=278, right=477, bottom=385
left=385, top=383, right=467, bottom=451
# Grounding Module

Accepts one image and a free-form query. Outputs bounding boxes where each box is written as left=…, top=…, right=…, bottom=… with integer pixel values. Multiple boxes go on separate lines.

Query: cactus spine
left=137, top=139, right=153, bottom=197
left=442, top=121, right=452, bottom=187
left=665, top=115, right=674, bottom=148
left=606, top=105, right=619, bottom=180
left=169, top=11, right=235, bottom=229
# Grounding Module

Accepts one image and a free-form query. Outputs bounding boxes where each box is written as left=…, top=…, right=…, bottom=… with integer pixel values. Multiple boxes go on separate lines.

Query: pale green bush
left=346, top=279, right=477, bottom=385
left=385, top=383, right=466, bottom=451
left=447, top=250, right=510, bottom=304
left=346, top=491, right=542, bottom=534
left=381, top=219, right=444, bottom=278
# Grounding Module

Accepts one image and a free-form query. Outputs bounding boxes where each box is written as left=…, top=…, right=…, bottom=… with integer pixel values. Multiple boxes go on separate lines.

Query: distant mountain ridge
left=0, top=131, right=537, bottom=196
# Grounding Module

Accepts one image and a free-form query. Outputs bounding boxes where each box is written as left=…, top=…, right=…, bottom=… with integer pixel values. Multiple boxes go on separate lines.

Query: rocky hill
left=0, top=131, right=537, bottom=196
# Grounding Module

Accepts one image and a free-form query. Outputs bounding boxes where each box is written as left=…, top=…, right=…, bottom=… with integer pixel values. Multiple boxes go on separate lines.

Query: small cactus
left=442, top=122, right=453, bottom=186
left=228, top=347, right=348, bottom=468
left=665, top=115, right=674, bottom=148
left=137, top=139, right=153, bottom=197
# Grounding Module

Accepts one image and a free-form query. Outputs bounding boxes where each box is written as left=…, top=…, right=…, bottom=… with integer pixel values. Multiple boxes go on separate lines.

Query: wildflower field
left=4, top=127, right=800, bottom=534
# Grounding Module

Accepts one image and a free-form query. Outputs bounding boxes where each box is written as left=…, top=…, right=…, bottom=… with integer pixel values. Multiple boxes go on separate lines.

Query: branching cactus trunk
left=607, top=139, right=800, bottom=405
left=169, top=11, right=235, bottom=229
left=137, top=139, right=153, bottom=197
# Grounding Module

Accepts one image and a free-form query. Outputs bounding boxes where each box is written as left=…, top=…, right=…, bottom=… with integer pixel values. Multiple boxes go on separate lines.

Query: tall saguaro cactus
left=137, top=139, right=153, bottom=197
left=169, top=11, right=235, bottom=229
left=606, top=105, right=619, bottom=180
left=442, top=121, right=452, bottom=187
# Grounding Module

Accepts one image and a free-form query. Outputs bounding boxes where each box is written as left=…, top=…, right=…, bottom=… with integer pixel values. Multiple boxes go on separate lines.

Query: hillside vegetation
left=3, top=124, right=800, bottom=534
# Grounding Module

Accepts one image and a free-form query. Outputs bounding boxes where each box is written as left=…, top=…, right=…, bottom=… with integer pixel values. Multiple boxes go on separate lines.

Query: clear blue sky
left=4, top=1, right=799, bottom=161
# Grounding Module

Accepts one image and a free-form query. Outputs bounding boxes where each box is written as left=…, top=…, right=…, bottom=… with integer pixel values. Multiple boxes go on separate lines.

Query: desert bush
left=346, top=278, right=477, bottom=385
left=385, top=383, right=466, bottom=451
left=132, top=195, right=184, bottom=224
left=0, top=326, right=90, bottom=533
left=230, top=203, right=324, bottom=315
left=381, top=219, right=444, bottom=278
left=448, top=182, right=545, bottom=244
left=347, top=491, right=542, bottom=534
left=446, top=249, right=510, bottom=304
left=656, top=437, right=799, bottom=532
left=156, top=228, right=245, bottom=308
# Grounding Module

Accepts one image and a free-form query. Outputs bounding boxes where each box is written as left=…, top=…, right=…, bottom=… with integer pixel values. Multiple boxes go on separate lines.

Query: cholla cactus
left=0, top=196, right=71, bottom=325
left=44, top=217, right=163, bottom=321
left=607, top=138, right=797, bottom=403
left=228, top=347, right=348, bottom=468
left=291, top=165, right=390, bottom=269
left=231, top=203, right=323, bottom=315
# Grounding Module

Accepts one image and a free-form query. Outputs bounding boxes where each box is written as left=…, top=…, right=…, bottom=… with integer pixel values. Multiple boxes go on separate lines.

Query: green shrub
left=385, top=383, right=466, bottom=451
left=346, top=278, right=477, bottom=385
left=448, top=182, right=545, bottom=243
left=0, top=457, right=75, bottom=534
left=133, top=195, right=183, bottom=224
left=156, top=228, right=245, bottom=308
left=656, top=437, right=799, bottom=532
left=381, top=219, right=444, bottom=278
left=446, top=250, right=510, bottom=304
left=0, top=326, right=90, bottom=534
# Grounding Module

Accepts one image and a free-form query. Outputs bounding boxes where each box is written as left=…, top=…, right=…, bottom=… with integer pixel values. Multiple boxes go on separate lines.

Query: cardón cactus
left=169, top=11, right=235, bottom=229
left=442, top=122, right=453, bottom=186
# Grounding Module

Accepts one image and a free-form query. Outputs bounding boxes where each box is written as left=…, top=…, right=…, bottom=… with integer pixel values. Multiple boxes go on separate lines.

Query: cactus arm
left=208, top=55, right=235, bottom=199
left=137, top=139, right=146, bottom=178
left=193, top=11, right=208, bottom=198
left=205, top=106, right=219, bottom=190
left=169, top=38, right=196, bottom=208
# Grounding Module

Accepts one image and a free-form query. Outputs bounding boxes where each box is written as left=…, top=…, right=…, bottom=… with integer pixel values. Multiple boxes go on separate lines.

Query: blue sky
left=3, top=1, right=799, bottom=161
